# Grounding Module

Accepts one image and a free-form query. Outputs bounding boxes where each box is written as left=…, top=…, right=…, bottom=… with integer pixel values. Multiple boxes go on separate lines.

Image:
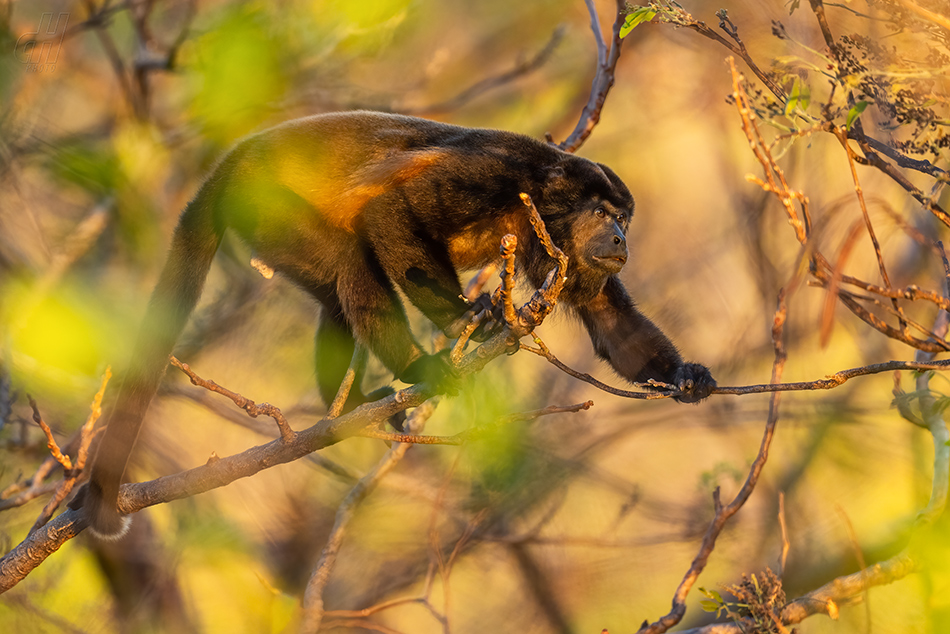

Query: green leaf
left=700, top=600, right=721, bottom=612
left=784, top=77, right=810, bottom=117
left=620, top=7, right=657, bottom=38
left=788, top=0, right=801, bottom=14
left=846, top=101, right=869, bottom=130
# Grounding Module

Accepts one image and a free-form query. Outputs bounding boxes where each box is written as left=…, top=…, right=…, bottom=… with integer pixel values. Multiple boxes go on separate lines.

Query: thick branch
left=0, top=385, right=426, bottom=594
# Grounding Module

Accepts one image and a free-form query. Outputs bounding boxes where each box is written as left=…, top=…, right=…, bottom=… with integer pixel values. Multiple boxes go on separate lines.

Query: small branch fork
left=67, top=0, right=197, bottom=119
left=673, top=5, right=787, bottom=100
left=15, top=369, right=112, bottom=534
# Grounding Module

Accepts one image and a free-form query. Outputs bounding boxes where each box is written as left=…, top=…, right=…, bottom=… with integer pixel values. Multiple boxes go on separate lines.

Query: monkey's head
left=537, top=156, right=634, bottom=292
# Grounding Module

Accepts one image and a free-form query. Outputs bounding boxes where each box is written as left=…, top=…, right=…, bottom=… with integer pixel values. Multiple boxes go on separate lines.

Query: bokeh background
left=1, top=1, right=949, bottom=632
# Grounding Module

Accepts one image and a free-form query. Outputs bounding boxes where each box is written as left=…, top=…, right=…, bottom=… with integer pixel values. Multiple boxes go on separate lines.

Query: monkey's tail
left=77, top=191, right=224, bottom=538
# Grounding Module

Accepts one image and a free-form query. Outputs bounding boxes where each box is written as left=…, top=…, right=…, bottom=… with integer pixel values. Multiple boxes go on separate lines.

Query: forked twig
left=28, top=369, right=111, bottom=534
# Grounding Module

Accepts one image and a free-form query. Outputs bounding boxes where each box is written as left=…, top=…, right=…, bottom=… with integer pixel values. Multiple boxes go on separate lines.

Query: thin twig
left=27, top=396, right=72, bottom=472
left=832, top=125, right=905, bottom=334
left=169, top=357, right=296, bottom=442
left=521, top=337, right=673, bottom=398
left=834, top=274, right=950, bottom=312
left=412, top=27, right=565, bottom=115
left=777, top=492, right=790, bottom=578
left=75, top=367, right=112, bottom=470
left=500, top=234, right=519, bottom=328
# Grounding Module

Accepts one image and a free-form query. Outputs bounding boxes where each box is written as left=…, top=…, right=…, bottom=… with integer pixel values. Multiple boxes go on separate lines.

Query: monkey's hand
left=444, top=294, right=504, bottom=342
left=470, top=293, right=505, bottom=342
left=400, top=350, right=460, bottom=395
left=671, top=363, right=716, bottom=403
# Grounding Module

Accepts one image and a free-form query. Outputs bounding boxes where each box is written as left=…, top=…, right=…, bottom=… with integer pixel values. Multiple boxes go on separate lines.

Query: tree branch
left=558, top=0, right=627, bottom=153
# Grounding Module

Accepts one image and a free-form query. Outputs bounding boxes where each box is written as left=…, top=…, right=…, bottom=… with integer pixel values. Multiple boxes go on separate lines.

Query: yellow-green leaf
left=846, top=101, right=869, bottom=130
left=620, top=7, right=657, bottom=38
left=784, top=77, right=811, bottom=117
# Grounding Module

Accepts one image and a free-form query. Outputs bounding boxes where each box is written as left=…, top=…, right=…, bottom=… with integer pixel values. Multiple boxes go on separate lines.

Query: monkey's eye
left=617, top=214, right=626, bottom=223
left=594, top=207, right=607, bottom=218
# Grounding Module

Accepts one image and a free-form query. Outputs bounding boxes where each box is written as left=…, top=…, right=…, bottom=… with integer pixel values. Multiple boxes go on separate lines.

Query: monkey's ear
left=544, top=165, right=566, bottom=181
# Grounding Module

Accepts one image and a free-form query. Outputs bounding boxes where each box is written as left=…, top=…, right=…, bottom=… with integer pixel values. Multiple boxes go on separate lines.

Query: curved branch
left=558, top=0, right=627, bottom=153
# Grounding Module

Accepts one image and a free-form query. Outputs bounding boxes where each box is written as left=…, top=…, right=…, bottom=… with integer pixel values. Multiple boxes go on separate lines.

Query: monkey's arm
left=362, top=195, right=486, bottom=336
left=575, top=276, right=715, bottom=402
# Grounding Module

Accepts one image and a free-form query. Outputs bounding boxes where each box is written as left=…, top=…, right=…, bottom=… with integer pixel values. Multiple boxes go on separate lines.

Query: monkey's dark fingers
left=469, top=318, right=505, bottom=342
left=469, top=302, right=507, bottom=342
left=399, top=350, right=461, bottom=396
left=444, top=293, right=495, bottom=339
left=672, top=363, right=716, bottom=403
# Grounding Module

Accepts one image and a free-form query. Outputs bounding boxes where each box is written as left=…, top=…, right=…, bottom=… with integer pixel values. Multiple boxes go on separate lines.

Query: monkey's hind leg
left=315, top=298, right=368, bottom=410
left=315, top=296, right=407, bottom=430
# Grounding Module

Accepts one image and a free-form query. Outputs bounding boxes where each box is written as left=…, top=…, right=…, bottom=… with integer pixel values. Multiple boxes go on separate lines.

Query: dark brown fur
left=73, top=111, right=714, bottom=538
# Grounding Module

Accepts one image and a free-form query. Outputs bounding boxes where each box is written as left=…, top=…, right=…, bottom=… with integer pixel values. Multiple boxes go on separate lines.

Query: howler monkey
left=74, top=111, right=715, bottom=538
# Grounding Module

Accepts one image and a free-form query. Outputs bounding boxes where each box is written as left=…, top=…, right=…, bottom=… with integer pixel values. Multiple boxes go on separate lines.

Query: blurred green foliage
left=185, top=6, right=291, bottom=146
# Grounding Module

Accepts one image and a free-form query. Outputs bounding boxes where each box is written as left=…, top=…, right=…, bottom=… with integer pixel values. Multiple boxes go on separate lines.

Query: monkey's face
left=538, top=155, right=634, bottom=283
left=572, top=204, right=629, bottom=275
